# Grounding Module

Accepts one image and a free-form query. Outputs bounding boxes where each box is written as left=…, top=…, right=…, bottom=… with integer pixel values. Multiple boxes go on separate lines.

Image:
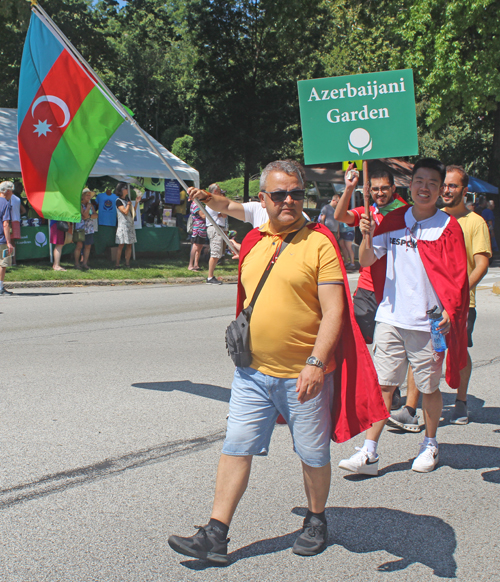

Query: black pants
left=353, top=287, right=378, bottom=344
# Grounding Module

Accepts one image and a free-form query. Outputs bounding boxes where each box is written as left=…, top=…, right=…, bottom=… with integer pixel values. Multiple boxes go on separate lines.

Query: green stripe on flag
left=42, top=86, right=123, bottom=221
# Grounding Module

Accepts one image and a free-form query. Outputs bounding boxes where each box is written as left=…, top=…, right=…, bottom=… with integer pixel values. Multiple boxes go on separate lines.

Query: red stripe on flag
left=18, top=49, right=95, bottom=216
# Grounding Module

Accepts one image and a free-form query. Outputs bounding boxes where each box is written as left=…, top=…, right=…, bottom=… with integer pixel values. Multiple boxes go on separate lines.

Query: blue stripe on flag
left=18, top=13, right=64, bottom=127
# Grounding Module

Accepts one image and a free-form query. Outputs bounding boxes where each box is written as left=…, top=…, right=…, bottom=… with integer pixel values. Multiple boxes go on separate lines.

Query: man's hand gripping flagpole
left=31, top=1, right=238, bottom=256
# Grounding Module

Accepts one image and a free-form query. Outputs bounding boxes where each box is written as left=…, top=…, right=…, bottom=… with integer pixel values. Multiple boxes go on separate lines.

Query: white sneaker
left=338, top=447, right=379, bottom=476
left=412, top=442, right=439, bottom=473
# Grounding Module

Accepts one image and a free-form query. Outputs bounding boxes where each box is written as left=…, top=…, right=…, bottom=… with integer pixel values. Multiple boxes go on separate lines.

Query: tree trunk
left=244, top=155, right=250, bottom=203
left=488, top=105, right=500, bottom=188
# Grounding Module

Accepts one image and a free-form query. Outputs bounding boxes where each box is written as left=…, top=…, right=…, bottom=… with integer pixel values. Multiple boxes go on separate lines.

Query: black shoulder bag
left=225, top=230, right=298, bottom=367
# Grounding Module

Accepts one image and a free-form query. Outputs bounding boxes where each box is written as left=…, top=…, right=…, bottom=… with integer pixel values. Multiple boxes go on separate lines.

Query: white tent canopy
left=0, top=108, right=199, bottom=187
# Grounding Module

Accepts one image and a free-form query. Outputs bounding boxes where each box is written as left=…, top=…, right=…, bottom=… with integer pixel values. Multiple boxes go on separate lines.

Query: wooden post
left=363, top=160, right=371, bottom=249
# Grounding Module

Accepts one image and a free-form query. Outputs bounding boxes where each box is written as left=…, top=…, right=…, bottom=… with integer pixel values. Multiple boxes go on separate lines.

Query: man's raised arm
left=334, top=163, right=359, bottom=225
left=188, top=187, right=246, bottom=222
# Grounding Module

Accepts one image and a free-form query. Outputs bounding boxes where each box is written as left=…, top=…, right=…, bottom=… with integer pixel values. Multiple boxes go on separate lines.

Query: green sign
left=15, top=226, right=50, bottom=260
left=133, top=176, right=164, bottom=192
left=297, top=69, right=418, bottom=165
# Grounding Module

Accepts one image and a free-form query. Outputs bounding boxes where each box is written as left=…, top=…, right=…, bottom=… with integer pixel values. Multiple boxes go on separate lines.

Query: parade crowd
left=166, top=158, right=494, bottom=565
left=0, top=158, right=497, bottom=565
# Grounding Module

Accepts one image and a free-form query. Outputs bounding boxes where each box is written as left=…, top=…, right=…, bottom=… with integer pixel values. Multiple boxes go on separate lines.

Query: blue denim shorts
left=222, top=367, right=334, bottom=467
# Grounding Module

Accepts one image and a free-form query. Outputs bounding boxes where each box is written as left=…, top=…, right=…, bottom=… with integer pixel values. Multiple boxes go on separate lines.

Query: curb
left=5, top=276, right=239, bottom=289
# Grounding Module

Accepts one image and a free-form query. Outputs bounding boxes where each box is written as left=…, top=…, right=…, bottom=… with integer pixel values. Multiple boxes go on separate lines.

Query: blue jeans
left=222, top=367, right=334, bottom=467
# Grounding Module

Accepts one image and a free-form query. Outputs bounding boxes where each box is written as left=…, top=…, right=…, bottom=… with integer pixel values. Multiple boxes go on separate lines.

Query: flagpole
left=31, top=3, right=238, bottom=256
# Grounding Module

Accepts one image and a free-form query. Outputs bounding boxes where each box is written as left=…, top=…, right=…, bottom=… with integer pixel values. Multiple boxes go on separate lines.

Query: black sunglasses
left=261, top=189, right=305, bottom=202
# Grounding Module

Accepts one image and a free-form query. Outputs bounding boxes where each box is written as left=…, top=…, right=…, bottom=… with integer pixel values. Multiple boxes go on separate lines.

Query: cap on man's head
left=82, top=188, right=92, bottom=194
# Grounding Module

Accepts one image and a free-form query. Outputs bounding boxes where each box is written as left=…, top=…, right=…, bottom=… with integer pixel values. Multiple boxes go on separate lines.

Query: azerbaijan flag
left=18, top=12, right=124, bottom=222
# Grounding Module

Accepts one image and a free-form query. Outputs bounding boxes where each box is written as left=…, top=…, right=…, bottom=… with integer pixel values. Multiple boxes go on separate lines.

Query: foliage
left=2, top=0, right=500, bottom=191
left=216, top=177, right=260, bottom=199
left=171, top=135, right=200, bottom=169
left=401, top=0, right=500, bottom=184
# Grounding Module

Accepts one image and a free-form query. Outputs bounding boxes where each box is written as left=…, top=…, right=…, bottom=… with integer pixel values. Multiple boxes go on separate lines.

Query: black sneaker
left=168, top=525, right=229, bottom=565
left=391, top=387, right=401, bottom=410
left=292, top=515, right=328, bottom=556
left=0, top=287, right=13, bottom=296
left=206, top=277, right=222, bottom=285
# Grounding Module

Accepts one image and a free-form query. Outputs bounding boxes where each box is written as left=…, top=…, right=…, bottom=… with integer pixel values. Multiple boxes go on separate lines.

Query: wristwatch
left=306, top=356, right=325, bottom=371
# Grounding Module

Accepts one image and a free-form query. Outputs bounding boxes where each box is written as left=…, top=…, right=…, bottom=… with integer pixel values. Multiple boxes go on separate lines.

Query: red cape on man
left=370, top=206, right=469, bottom=388
left=235, top=222, right=388, bottom=444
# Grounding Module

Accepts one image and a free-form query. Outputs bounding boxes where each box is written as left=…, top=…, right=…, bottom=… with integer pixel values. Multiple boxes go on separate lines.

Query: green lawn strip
left=6, top=255, right=239, bottom=283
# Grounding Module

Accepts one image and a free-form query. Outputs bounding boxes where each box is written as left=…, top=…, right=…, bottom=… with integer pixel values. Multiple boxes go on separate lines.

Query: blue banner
left=165, top=179, right=181, bottom=205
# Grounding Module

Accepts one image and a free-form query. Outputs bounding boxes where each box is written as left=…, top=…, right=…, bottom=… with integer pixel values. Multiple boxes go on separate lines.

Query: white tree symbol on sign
left=348, top=128, right=372, bottom=156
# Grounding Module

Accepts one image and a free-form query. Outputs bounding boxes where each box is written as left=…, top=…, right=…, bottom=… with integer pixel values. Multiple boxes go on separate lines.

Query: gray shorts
left=207, top=225, right=226, bottom=259
left=373, top=322, right=444, bottom=394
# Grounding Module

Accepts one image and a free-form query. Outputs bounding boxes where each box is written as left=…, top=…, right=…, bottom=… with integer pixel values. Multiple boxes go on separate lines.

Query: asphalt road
left=1, top=269, right=499, bottom=582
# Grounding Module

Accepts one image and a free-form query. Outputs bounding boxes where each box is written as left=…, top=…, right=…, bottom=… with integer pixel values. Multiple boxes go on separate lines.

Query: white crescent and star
left=31, top=95, right=71, bottom=137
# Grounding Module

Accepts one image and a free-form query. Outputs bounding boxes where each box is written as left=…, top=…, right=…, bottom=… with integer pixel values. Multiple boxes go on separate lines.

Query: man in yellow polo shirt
left=168, top=160, right=346, bottom=564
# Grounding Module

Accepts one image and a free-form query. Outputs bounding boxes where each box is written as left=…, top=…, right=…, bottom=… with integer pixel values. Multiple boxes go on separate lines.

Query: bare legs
left=188, top=243, right=203, bottom=270
left=82, top=244, right=91, bottom=268
left=211, top=455, right=252, bottom=526
left=211, top=454, right=331, bottom=527
left=366, top=384, right=395, bottom=442
left=115, top=243, right=132, bottom=267
left=208, top=256, right=218, bottom=279
left=421, top=390, right=442, bottom=438
left=52, top=244, right=65, bottom=271
left=457, top=351, right=472, bottom=401
left=339, top=239, right=355, bottom=265
left=302, top=462, right=331, bottom=513
left=74, top=241, right=83, bottom=268
left=405, top=366, right=420, bottom=410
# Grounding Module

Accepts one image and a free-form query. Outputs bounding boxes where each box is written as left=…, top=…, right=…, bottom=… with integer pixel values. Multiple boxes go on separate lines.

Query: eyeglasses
left=261, top=189, right=305, bottom=202
left=370, top=185, right=392, bottom=194
left=443, top=183, right=463, bottom=190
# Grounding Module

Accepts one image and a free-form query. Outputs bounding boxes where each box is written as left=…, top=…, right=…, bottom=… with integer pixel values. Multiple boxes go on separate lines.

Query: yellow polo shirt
left=457, top=212, right=492, bottom=308
left=241, top=220, right=343, bottom=378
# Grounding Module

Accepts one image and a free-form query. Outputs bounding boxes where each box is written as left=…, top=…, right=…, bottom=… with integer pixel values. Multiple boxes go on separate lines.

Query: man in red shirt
left=335, top=170, right=406, bottom=344
left=334, top=167, right=407, bottom=345
left=335, top=166, right=408, bottom=411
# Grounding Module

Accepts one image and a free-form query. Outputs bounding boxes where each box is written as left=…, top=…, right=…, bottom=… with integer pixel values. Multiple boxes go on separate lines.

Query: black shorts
left=191, top=235, right=207, bottom=245
left=467, top=307, right=477, bottom=348
left=353, top=287, right=378, bottom=344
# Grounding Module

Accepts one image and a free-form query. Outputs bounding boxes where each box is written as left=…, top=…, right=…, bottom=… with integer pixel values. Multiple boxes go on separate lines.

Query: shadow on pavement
left=437, top=443, right=500, bottom=471
left=181, top=506, right=456, bottom=577
left=482, top=469, right=500, bottom=483
left=132, top=380, right=231, bottom=403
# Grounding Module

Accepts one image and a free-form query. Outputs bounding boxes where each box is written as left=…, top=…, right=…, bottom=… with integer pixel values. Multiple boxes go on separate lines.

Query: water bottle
left=427, top=306, right=447, bottom=352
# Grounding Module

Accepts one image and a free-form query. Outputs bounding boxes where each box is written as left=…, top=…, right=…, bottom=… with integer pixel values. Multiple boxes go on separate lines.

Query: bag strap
left=248, top=228, right=300, bottom=310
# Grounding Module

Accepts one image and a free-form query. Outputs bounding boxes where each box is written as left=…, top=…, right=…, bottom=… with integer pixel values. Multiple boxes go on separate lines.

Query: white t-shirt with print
left=206, top=206, right=229, bottom=228
left=243, top=201, right=268, bottom=227
left=372, top=207, right=450, bottom=332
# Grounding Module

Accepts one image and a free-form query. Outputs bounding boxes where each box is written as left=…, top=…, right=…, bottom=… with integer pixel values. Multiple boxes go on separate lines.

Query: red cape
left=236, top=222, right=388, bottom=443
left=371, top=206, right=469, bottom=388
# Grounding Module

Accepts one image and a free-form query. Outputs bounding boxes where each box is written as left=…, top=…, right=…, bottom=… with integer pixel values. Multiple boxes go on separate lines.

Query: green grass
left=5, top=246, right=240, bottom=283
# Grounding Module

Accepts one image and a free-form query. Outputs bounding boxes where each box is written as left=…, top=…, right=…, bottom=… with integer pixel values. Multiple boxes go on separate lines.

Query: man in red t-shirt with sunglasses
left=335, top=166, right=407, bottom=344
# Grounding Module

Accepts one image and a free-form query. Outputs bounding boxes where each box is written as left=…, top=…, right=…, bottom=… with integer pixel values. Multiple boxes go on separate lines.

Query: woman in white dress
left=114, top=183, right=141, bottom=268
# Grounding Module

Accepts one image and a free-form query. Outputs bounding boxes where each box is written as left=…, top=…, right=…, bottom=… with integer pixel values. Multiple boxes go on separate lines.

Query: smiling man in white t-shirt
left=338, top=158, right=468, bottom=475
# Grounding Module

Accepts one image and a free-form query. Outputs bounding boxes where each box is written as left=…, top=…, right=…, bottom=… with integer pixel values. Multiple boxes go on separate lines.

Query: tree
left=402, top=0, right=500, bottom=184
left=177, top=0, right=329, bottom=199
